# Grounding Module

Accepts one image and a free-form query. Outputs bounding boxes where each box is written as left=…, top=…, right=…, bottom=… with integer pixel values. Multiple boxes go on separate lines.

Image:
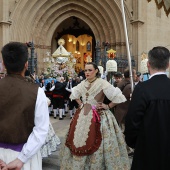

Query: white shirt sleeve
left=50, top=85, right=55, bottom=91
left=17, top=87, right=49, bottom=163
left=65, top=87, right=72, bottom=92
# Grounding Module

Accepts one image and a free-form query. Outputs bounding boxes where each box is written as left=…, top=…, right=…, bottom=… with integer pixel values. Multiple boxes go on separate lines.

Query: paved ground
left=42, top=114, right=71, bottom=170
left=42, top=114, right=133, bottom=170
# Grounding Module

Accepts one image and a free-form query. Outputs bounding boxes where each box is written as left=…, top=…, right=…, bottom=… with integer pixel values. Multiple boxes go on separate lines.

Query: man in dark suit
left=125, top=46, right=170, bottom=170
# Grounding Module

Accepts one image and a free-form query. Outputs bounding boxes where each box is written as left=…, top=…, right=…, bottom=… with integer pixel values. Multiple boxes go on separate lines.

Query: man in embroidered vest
left=50, top=77, right=67, bottom=120
left=0, top=42, right=49, bottom=170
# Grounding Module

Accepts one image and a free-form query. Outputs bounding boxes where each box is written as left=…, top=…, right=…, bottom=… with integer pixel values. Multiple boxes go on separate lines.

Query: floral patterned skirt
left=41, top=122, right=61, bottom=158
left=60, top=110, right=130, bottom=170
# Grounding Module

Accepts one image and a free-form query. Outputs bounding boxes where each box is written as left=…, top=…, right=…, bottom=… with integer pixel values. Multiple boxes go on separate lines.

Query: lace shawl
left=70, top=78, right=126, bottom=104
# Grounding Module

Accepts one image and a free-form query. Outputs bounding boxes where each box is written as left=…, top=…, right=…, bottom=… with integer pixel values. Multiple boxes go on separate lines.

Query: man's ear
left=147, top=61, right=150, bottom=68
left=25, top=61, right=28, bottom=69
left=2, top=61, right=6, bottom=70
left=2, top=60, right=5, bottom=68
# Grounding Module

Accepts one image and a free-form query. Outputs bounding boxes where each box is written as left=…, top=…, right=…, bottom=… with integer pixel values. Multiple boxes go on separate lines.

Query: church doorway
left=51, top=17, right=95, bottom=72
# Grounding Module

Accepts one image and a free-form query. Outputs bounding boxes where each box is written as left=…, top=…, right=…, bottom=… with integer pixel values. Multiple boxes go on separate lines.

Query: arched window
left=76, top=41, right=80, bottom=51
left=86, top=41, right=91, bottom=51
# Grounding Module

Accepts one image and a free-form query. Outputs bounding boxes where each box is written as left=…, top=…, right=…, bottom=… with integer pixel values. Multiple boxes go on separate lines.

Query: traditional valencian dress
left=40, top=97, right=61, bottom=157
left=60, top=78, right=130, bottom=170
left=40, top=122, right=61, bottom=158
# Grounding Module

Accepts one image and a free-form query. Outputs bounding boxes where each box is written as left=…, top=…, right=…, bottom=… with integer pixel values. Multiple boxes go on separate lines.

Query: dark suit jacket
left=125, top=74, right=170, bottom=170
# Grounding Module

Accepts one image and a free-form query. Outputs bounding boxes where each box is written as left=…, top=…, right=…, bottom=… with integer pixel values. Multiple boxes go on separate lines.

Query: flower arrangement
left=49, top=64, right=77, bottom=78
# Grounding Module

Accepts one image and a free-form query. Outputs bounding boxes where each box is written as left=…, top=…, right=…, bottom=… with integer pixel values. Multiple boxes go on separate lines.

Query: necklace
left=88, top=77, right=97, bottom=83
left=86, top=77, right=97, bottom=88
left=85, top=77, right=97, bottom=100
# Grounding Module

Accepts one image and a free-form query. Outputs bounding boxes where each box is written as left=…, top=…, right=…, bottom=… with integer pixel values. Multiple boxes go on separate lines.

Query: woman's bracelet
left=79, top=103, right=84, bottom=109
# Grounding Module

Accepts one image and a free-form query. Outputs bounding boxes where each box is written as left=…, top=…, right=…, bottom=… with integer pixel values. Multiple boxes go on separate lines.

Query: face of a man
left=135, top=76, right=140, bottom=82
left=114, top=77, right=122, bottom=83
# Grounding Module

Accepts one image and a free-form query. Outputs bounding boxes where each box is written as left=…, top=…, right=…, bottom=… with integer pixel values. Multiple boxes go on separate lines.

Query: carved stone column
left=131, top=0, right=145, bottom=71
left=0, top=0, right=11, bottom=60
left=95, top=40, right=101, bottom=66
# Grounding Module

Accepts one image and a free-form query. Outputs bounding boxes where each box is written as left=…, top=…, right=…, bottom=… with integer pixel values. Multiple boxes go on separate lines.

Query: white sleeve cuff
left=17, top=152, right=29, bottom=163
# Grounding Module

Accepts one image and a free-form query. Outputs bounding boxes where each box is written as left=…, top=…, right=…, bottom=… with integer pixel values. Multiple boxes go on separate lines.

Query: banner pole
left=120, top=0, right=134, bottom=92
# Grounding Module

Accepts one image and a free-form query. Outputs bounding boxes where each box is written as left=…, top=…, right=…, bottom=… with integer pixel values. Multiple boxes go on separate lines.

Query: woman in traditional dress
left=60, top=62, right=130, bottom=170
left=40, top=97, right=61, bottom=158
left=40, top=122, right=61, bottom=158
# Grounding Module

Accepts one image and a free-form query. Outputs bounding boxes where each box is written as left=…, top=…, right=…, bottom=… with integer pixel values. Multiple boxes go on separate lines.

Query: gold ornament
left=141, top=52, right=148, bottom=60
left=58, top=38, right=65, bottom=46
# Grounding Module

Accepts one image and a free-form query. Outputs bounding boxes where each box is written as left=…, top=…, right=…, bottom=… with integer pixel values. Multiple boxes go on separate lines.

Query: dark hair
left=136, top=71, right=141, bottom=77
left=25, top=69, right=30, bottom=76
left=85, top=62, right=100, bottom=77
left=1, top=42, right=28, bottom=74
left=46, top=82, right=51, bottom=91
left=148, top=46, right=170, bottom=70
left=124, top=68, right=136, bottom=78
left=114, top=72, right=122, bottom=78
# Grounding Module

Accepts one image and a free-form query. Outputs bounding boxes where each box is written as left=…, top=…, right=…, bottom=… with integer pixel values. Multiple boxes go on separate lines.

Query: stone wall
left=0, top=0, right=170, bottom=74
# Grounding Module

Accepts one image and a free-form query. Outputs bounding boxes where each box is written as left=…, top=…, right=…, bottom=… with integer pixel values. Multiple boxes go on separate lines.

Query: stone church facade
left=0, top=0, right=170, bottom=74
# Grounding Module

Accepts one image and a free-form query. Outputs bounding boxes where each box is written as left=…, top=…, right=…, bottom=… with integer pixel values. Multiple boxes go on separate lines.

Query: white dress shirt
left=65, top=81, right=72, bottom=92
left=50, top=85, right=55, bottom=91
left=17, top=87, right=49, bottom=163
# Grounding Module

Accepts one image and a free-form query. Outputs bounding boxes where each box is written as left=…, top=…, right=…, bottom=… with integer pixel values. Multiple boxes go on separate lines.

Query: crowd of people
left=0, top=42, right=170, bottom=170
left=33, top=75, right=82, bottom=120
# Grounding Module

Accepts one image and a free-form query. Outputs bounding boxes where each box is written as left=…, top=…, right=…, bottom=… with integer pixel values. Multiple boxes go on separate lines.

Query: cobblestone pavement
left=42, top=114, right=133, bottom=170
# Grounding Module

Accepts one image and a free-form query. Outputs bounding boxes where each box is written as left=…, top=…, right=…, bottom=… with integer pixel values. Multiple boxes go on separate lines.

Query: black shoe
left=49, top=113, right=53, bottom=116
left=54, top=117, right=56, bottom=119
left=63, top=115, right=66, bottom=117
left=51, top=111, right=54, bottom=114
left=59, top=117, right=63, bottom=120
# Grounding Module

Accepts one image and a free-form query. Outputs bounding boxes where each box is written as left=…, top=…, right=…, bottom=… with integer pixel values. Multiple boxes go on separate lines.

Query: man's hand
left=0, top=160, right=7, bottom=170
left=7, top=158, right=24, bottom=170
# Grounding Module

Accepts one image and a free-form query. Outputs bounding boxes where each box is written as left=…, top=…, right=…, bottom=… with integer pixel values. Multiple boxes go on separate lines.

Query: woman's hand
left=78, top=103, right=84, bottom=109
left=96, top=102, right=109, bottom=110
left=76, top=99, right=83, bottom=109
